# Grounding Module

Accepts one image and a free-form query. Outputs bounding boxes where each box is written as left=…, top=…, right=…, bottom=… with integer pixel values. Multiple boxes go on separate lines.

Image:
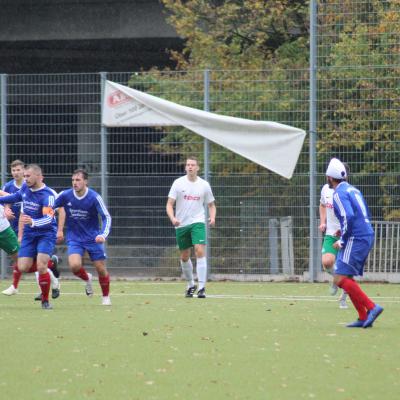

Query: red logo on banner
left=107, top=90, right=131, bottom=108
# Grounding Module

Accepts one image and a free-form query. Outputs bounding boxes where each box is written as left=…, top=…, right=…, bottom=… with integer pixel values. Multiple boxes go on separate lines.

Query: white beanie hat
left=326, top=158, right=347, bottom=179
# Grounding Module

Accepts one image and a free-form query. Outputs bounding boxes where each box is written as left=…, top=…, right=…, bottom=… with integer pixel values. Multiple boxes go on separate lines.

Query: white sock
left=49, top=269, right=59, bottom=289
left=35, top=271, right=39, bottom=285
left=181, top=259, right=194, bottom=288
left=196, top=257, right=207, bottom=290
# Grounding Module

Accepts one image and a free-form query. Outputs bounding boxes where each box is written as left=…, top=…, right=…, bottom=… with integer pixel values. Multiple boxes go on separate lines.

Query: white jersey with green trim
left=320, top=183, right=340, bottom=236
left=0, top=205, right=11, bottom=233
left=168, top=175, right=215, bottom=228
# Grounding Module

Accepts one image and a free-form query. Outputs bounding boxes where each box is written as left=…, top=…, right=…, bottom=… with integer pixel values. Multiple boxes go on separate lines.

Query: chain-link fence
left=0, top=0, right=399, bottom=281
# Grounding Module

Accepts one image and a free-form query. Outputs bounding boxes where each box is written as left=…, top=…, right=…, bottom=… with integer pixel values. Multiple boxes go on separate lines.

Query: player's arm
left=319, top=204, right=327, bottom=233
left=208, top=201, right=216, bottom=227
left=56, top=207, right=65, bottom=243
left=95, top=195, right=112, bottom=243
left=18, top=212, right=25, bottom=243
left=333, top=192, right=354, bottom=247
left=0, top=191, right=22, bottom=204
left=166, top=197, right=180, bottom=227
left=3, top=205, right=15, bottom=220
left=25, top=195, right=56, bottom=228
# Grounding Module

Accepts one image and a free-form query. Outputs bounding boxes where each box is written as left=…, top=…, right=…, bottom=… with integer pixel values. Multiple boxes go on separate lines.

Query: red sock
left=74, top=267, right=89, bottom=281
left=38, top=272, right=51, bottom=302
left=99, top=274, right=110, bottom=296
left=338, top=277, right=375, bottom=320
left=12, top=264, right=22, bottom=288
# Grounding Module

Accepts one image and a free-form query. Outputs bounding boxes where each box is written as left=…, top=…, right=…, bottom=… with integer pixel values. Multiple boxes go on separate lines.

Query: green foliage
left=317, top=0, right=400, bottom=219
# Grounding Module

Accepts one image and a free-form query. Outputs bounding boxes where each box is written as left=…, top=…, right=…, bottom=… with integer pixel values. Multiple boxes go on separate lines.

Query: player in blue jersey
left=1, top=160, right=61, bottom=299
left=0, top=164, right=58, bottom=309
left=54, top=169, right=112, bottom=306
left=326, top=158, right=383, bottom=328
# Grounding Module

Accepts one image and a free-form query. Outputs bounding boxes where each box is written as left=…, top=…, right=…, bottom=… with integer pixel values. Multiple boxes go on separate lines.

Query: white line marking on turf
left=5, top=292, right=400, bottom=303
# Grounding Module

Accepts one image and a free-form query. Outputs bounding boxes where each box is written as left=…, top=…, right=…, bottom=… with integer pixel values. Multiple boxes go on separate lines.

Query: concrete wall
left=0, top=0, right=178, bottom=41
left=0, top=0, right=183, bottom=73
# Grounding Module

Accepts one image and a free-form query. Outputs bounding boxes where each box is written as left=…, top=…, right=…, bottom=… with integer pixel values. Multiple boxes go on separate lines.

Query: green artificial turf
left=0, top=280, right=399, bottom=400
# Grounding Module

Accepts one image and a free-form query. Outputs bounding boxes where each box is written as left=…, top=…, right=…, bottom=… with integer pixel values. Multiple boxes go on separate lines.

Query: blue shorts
left=19, top=231, right=56, bottom=258
left=67, top=240, right=107, bottom=261
left=334, top=235, right=374, bottom=276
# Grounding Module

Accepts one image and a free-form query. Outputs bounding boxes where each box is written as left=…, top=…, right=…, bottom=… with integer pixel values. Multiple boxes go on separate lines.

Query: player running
left=0, top=164, right=59, bottom=309
left=1, top=159, right=61, bottom=299
left=54, top=169, right=112, bottom=306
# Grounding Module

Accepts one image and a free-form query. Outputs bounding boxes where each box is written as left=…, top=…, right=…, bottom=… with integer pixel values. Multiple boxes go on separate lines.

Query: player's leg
left=68, top=252, right=93, bottom=296
left=36, top=233, right=57, bottom=309
left=334, top=236, right=382, bottom=327
left=176, top=225, right=196, bottom=297
left=321, top=235, right=339, bottom=295
left=36, top=252, right=52, bottom=309
left=192, top=223, right=207, bottom=298
left=93, top=260, right=111, bottom=305
left=87, top=242, right=110, bottom=305
left=0, top=227, right=21, bottom=295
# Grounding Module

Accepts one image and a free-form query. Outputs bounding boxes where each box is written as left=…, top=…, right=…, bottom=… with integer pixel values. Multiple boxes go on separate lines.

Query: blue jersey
left=333, top=182, right=374, bottom=247
left=0, top=184, right=57, bottom=235
left=2, top=180, right=26, bottom=232
left=54, top=188, right=111, bottom=243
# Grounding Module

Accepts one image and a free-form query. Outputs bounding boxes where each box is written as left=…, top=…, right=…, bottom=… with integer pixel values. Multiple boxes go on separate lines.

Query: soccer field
left=0, top=281, right=399, bottom=400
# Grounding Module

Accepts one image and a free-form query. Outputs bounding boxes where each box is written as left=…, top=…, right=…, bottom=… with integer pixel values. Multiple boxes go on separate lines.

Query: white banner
left=102, top=80, right=306, bottom=179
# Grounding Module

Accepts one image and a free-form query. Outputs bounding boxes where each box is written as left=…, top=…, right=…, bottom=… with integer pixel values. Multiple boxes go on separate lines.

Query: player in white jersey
left=167, top=156, right=216, bottom=298
left=0, top=204, right=20, bottom=269
left=319, top=171, right=348, bottom=309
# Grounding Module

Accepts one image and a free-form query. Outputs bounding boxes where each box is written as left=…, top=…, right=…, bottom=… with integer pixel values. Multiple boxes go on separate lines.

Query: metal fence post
left=203, top=69, right=211, bottom=276
left=309, top=0, right=318, bottom=282
left=100, top=72, right=108, bottom=206
left=0, top=74, right=7, bottom=279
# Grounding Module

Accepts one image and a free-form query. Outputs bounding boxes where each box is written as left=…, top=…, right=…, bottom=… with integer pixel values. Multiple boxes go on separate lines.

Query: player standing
left=166, top=156, right=216, bottom=298
left=0, top=164, right=58, bottom=309
left=54, top=169, right=112, bottom=306
left=326, top=158, right=383, bottom=328
left=1, top=160, right=61, bottom=298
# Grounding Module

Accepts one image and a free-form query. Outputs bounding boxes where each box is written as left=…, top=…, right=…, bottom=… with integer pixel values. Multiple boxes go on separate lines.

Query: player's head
left=72, top=169, right=88, bottom=194
left=325, top=158, right=347, bottom=189
left=185, top=156, right=200, bottom=178
left=10, top=159, right=25, bottom=181
left=24, top=164, right=43, bottom=188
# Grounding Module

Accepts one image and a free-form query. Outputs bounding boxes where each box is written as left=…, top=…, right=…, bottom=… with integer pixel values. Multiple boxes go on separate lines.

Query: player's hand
left=171, top=217, right=180, bottom=227
left=20, top=214, right=33, bottom=225
left=3, top=207, right=15, bottom=220
left=319, top=223, right=326, bottom=233
left=56, top=230, right=64, bottom=244
left=208, top=217, right=215, bottom=227
left=333, top=240, right=342, bottom=249
left=95, top=235, right=106, bottom=243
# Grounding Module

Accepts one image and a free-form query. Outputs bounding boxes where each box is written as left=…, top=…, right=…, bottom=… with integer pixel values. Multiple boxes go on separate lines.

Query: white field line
left=5, top=287, right=400, bottom=303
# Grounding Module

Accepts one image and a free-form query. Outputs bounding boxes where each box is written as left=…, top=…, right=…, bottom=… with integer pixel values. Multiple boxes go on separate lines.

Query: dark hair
left=73, top=168, right=88, bottom=180
left=10, top=159, right=25, bottom=168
